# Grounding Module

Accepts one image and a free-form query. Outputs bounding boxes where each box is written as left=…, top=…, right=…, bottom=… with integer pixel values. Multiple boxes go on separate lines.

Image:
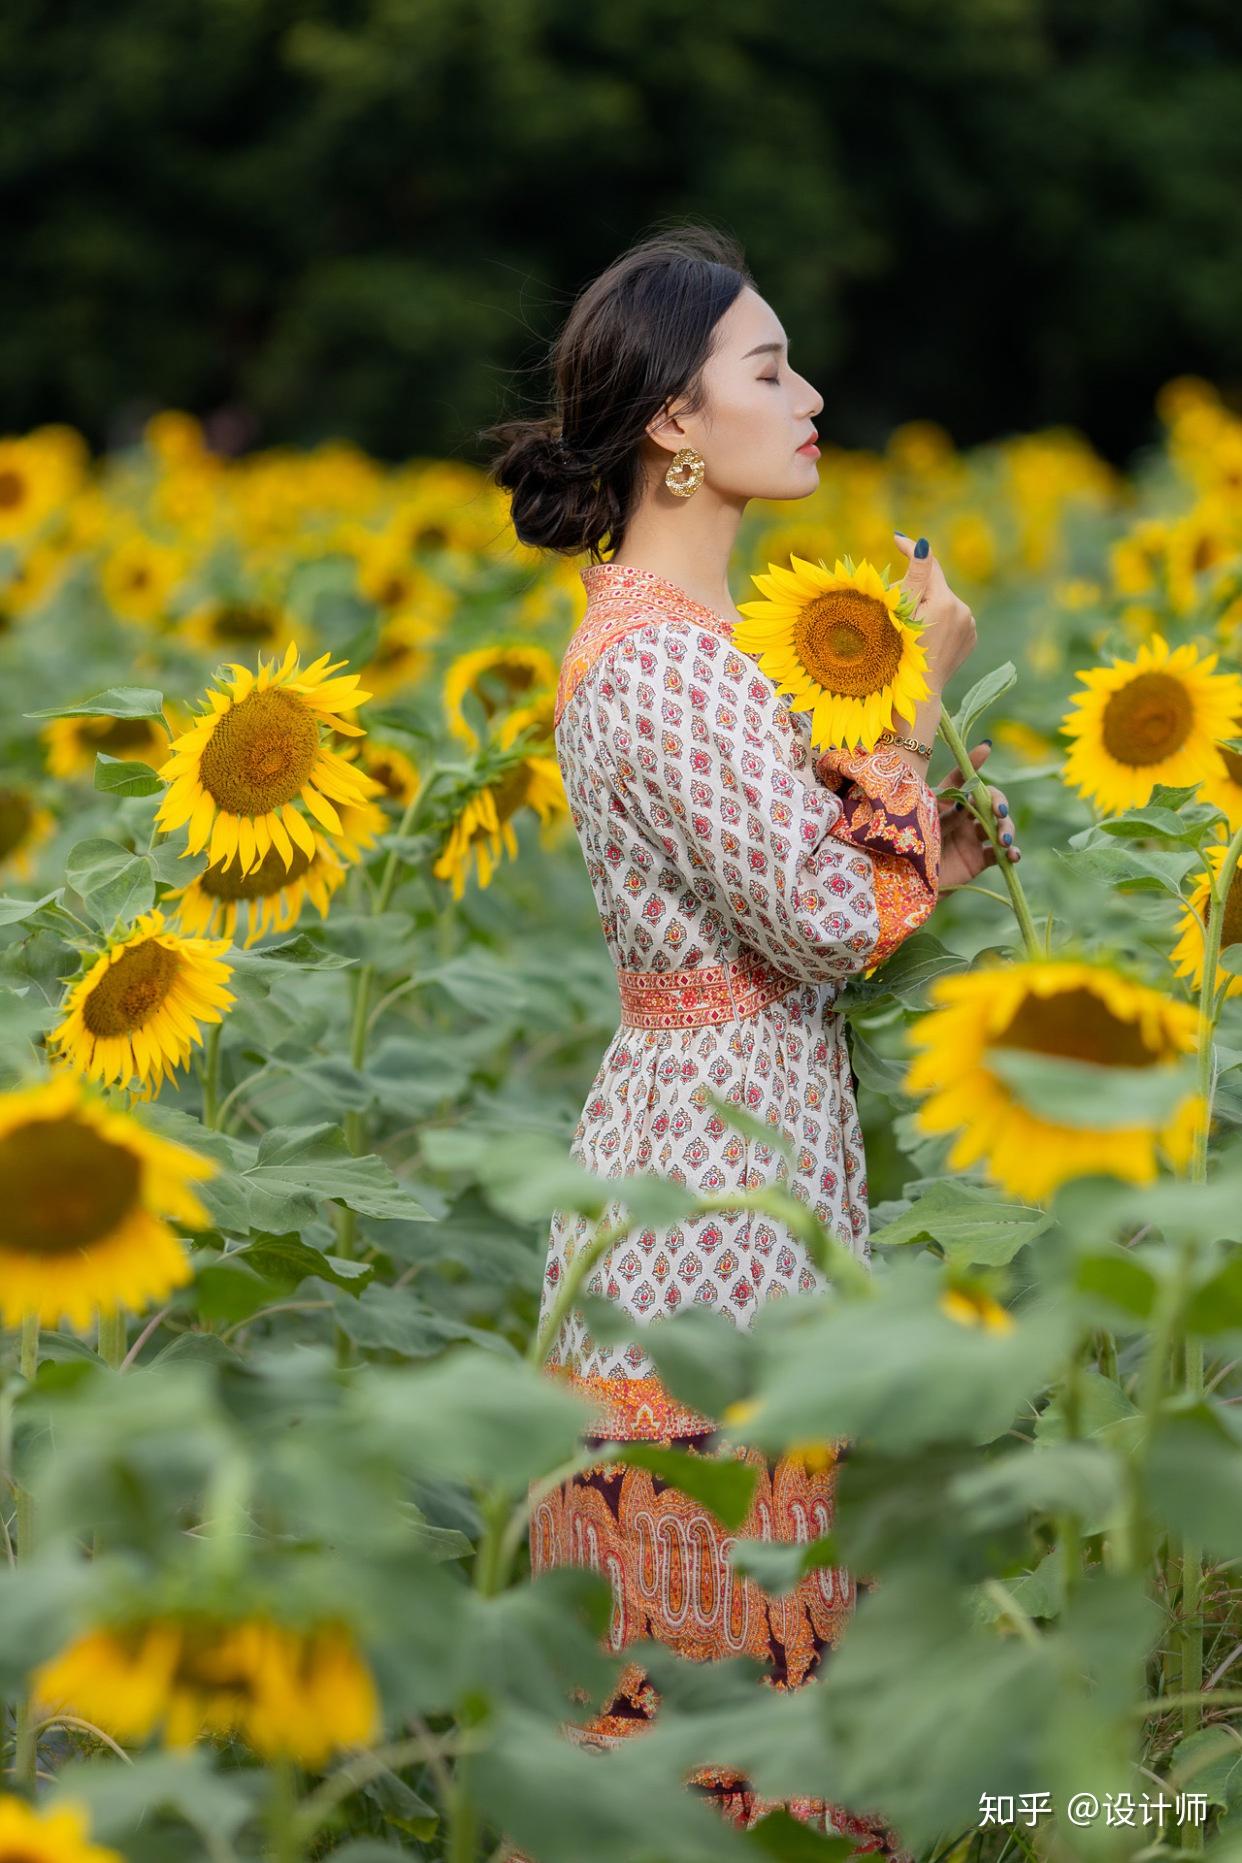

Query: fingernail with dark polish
left=1011, top=849, right=1021, bottom=861
left=1001, top=831, right=1014, bottom=845
left=954, top=800, right=964, bottom=811
left=894, top=530, right=910, bottom=539
left=982, top=737, right=992, bottom=748
left=913, top=537, right=930, bottom=559
left=996, top=800, right=1008, bottom=817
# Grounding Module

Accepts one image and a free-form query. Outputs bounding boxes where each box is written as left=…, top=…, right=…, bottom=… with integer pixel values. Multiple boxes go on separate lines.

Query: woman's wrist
left=887, top=692, right=943, bottom=777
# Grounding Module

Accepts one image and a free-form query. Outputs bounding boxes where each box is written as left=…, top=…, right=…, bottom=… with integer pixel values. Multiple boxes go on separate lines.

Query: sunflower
left=432, top=754, right=566, bottom=900
left=905, top=960, right=1203, bottom=1201
left=354, top=741, right=420, bottom=805
left=443, top=644, right=559, bottom=750
left=0, top=786, right=55, bottom=881
left=33, top=1615, right=379, bottom=1767
left=733, top=554, right=930, bottom=752
left=49, top=911, right=235, bottom=1095
left=1197, top=723, right=1242, bottom=830
left=1061, top=635, right=1242, bottom=814
left=0, top=1075, right=211, bottom=1330
left=0, top=1795, right=122, bottom=1863
left=164, top=835, right=349, bottom=947
left=99, top=532, right=188, bottom=627
left=0, top=432, right=83, bottom=542
left=154, top=643, right=383, bottom=876
left=1171, top=839, right=1242, bottom=1001
left=180, top=595, right=295, bottom=656
left=360, top=612, right=442, bottom=697
left=332, top=799, right=388, bottom=864
left=43, top=713, right=168, bottom=780
left=938, top=1286, right=1015, bottom=1334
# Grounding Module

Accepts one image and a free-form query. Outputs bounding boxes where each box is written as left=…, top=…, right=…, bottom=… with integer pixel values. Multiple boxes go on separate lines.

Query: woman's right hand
left=892, top=534, right=977, bottom=691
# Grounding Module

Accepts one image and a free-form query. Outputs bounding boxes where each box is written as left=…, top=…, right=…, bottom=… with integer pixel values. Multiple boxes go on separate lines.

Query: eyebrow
left=742, top=339, right=788, bottom=359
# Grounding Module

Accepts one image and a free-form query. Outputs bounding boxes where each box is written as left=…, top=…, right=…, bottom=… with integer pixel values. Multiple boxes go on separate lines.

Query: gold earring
left=664, top=445, right=705, bottom=498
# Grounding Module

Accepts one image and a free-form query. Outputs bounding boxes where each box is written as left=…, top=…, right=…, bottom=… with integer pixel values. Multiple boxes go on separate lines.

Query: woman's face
left=653, top=285, right=825, bottom=502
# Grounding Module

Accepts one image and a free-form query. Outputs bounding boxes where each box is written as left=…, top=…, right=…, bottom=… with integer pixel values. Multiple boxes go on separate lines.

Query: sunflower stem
left=201, top=1022, right=222, bottom=1130
left=13, top=1314, right=39, bottom=1784
left=936, top=713, right=1042, bottom=959
left=97, top=1307, right=127, bottom=1370
left=267, top=1755, right=305, bottom=1863
left=1166, top=819, right=1242, bottom=1744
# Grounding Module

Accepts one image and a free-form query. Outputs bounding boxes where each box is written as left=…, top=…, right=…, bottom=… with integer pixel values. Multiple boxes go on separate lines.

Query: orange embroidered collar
left=554, top=560, right=738, bottom=726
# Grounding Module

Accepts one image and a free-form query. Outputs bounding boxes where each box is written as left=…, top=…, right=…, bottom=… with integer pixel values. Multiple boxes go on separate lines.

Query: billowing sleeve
left=591, top=620, right=941, bottom=983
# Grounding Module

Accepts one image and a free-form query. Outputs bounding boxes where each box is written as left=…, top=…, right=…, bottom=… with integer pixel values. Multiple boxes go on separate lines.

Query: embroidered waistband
left=543, top=1365, right=720, bottom=1440
left=616, top=949, right=802, bottom=1030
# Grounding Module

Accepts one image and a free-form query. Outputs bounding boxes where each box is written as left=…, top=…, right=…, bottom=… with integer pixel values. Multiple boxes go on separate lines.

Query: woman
left=485, top=224, right=1019, bottom=1858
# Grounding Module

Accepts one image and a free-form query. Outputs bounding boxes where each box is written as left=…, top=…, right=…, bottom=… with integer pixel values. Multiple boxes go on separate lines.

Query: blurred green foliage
left=3, top=0, right=1241, bottom=461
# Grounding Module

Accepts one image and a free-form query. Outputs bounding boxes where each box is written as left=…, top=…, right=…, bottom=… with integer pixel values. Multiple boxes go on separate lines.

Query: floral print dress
left=518, top=560, right=940, bottom=1860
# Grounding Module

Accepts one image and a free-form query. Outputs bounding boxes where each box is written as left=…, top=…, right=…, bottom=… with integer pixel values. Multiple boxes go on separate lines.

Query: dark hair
left=482, top=223, right=754, bottom=563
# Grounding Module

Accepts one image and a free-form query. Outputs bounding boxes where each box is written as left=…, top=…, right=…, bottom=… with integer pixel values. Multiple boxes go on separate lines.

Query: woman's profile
left=483, top=222, right=1019, bottom=1859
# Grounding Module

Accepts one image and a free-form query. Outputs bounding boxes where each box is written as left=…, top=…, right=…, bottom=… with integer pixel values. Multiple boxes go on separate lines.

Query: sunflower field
left=2, top=380, right=1242, bottom=1862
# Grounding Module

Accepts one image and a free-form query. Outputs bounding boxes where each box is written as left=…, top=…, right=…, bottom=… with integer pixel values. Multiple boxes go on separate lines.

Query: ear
left=645, top=399, right=688, bottom=452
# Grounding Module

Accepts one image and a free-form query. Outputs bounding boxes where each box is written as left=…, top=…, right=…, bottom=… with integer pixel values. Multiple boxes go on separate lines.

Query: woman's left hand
left=936, top=741, right=1020, bottom=890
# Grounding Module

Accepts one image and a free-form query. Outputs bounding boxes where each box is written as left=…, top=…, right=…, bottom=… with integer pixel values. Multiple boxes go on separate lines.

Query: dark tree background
left=4, top=0, right=1241, bottom=465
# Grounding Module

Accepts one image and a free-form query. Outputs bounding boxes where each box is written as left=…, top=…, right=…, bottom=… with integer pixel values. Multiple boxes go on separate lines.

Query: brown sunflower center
left=0, top=788, right=33, bottom=859
left=0, top=1116, right=142, bottom=1253
left=1219, top=737, right=1242, bottom=787
left=793, top=591, right=904, bottom=698
left=366, top=757, right=407, bottom=800
left=198, top=688, right=319, bottom=817
left=211, top=603, right=278, bottom=642
left=199, top=841, right=315, bottom=901
left=377, top=575, right=411, bottom=608
left=995, top=985, right=1162, bottom=1069
left=83, top=939, right=180, bottom=1037
left=0, top=468, right=26, bottom=509
left=1101, top=671, right=1193, bottom=767
left=490, top=764, right=533, bottom=826
left=171, top=1628, right=261, bottom=1699
left=126, top=567, right=151, bottom=591
left=91, top=716, right=158, bottom=754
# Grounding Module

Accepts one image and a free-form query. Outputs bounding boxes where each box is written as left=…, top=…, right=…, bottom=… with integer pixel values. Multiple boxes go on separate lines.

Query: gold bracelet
left=877, top=729, right=934, bottom=762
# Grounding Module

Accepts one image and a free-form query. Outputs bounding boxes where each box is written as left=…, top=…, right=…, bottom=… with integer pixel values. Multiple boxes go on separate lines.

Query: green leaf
left=26, top=686, right=166, bottom=721
left=1094, top=804, right=1218, bottom=848
left=0, top=889, right=62, bottom=928
left=1060, top=841, right=1196, bottom=896
left=50, top=1749, right=262, bottom=1847
left=986, top=1046, right=1198, bottom=1130
left=238, top=1230, right=375, bottom=1294
left=611, top=1442, right=760, bottom=1529
left=230, top=933, right=356, bottom=969
left=244, top=1124, right=431, bottom=1226
left=868, top=1181, right=1050, bottom=1265
left=93, top=752, right=165, bottom=796
left=64, top=838, right=154, bottom=925
left=728, top=1532, right=843, bottom=1596
left=1146, top=1402, right=1242, bottom=1561
left=951, top=661, right=1017, bottom=742
left=1184, top=1251, right=1242, bottom=1334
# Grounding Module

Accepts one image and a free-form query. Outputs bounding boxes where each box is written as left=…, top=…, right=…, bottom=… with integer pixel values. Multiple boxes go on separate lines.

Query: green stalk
left=1169, top=820, right=1242, bottom=1746
left=97, top=1307, right=128, bottom=1370
left=13, top=1315, right=39, bottom=1784
left=333, top=781, right=428, bottom=1356
left=200, top=1022, right=222, bottom=1130
left=937, top=712, right=1043, bottom=959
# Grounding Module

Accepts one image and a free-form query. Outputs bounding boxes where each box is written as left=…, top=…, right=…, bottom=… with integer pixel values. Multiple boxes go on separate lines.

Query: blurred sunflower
left=938, top=1286, right=1015, bottom=1334
left=734, top=554, right=929, bottom=751
left=0, top=1795, right=122, bottom=1863
left=0, top=1075, right=211, bottom=1330
left=43, top=713, right=168, bottom=780
left=0, top=786, right=54, bottom=880
left=1, top=538, right=71, bottom=627
left=1171, top=839, right=1242, bottom=1002
left=155, top=643, right=382, bottom=875
left=432, top=754, right=566, bottom=899
left=353, top=740, right=420, bottom=805
left=443, top=643, right=559, bottom=750
left=905, top=959, right=1203, bottom=1201
left=361, top=612, right=441, bottom=697
left=1197, top=726, right=1242, bottom=830
left=180, top=595, right=295, bottom=656
left=0, top=431, right=83, bottom=541
left=99, top=532, right=188, bottom=626
left=165, top=836, right=349, bottom=947
left=50, top=910, right=235, bottom=1094
left=1061, top=635, right=1242, bottom=813
left=33, top=1614, right=378, bottom=1766
left=332, top=799, right=387, bottom=863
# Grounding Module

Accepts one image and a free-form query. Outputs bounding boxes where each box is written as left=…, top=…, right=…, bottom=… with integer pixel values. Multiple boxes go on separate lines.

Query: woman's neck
left=612, top=489, right=747, bottom=624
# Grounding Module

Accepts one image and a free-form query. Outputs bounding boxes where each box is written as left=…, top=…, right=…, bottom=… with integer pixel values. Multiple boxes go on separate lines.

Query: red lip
left=797, top=429, right=819, bottom=453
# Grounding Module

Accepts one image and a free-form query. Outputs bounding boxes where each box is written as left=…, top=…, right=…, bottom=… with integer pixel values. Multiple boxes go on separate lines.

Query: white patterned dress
left=520, top=560, right=940, bottom=1858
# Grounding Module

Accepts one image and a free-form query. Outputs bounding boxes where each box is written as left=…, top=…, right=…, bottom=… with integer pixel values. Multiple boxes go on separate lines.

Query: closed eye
left=759, top=373, right=779, bottom=383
